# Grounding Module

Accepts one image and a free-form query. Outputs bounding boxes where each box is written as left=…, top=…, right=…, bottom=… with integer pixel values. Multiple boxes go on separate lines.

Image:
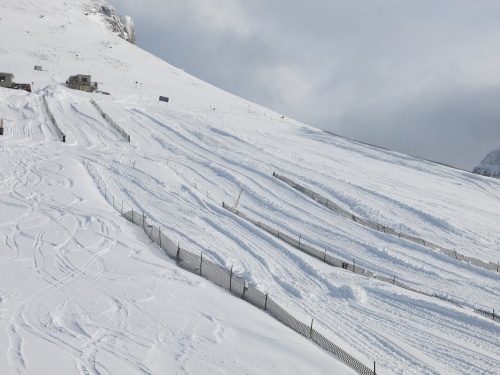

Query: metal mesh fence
left=474, top=308, right=500, bottom=323
left=223, top=202, right=373, bottom=279
left=87, top=158, right=499, bottom=375
left=222, top=203, right=475, bottom=314
left=119, top=208, right=375, bottom=374
left=272, top=172, right=499, bottom=274
left=42, top=95, right=66, bottom=142
left=91, top=99, right=131, bottom=142
left=312, top=330, right=374, bottom=375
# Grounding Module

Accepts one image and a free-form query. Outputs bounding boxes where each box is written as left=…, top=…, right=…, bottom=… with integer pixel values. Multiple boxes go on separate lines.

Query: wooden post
left=309, top=319, right=314, bottom=338
left=0, top=118, right=3, bottom=136
left=323, top=249, right=327, bottom=263
left=374, top=361, right=376, bottom=375
left=142, top=212, right=145, bottom=229
left=199, top=252, right=203, bottom=276
left=264, top=294, right=268, bottom=310
left=176, top=242, right=180, bottom=261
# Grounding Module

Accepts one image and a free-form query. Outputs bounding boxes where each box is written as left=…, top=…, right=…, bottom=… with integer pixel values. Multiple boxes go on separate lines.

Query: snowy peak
left=86, top=0, right=136, bottom=44
left=473, top=148, right=500, bottom=178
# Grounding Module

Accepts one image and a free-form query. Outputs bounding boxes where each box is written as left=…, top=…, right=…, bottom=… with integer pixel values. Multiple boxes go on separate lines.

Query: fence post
left=230, top=265, right=233, bottom=292
left=323, top=249, right=327, bottom=263
left=393, top=276, right=396, bottom=284
left=242, top=282, right=247, bottom=299
left=309, top=319, right=314, bottom=338
left=142, top=212, right=145, bottom=229
left=497, top=262, right=499, bottom=272
left=278, top=229, right=280, bottom=238
left=264, top=294, right=268, bottom=310
left=200, top=252, right=203, bottom=276
left=494, top=309, right=495, bottom=320
left=374, top=361, right=376, bottom=375
left=454, top=250, right=458, bottom=259
left=352, top=259, right=355, bottom=273
left=176, top=243, right=180, bottom=261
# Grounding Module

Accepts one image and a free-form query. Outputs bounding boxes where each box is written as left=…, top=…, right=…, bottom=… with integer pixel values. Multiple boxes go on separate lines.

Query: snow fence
left=42, top=95, right=66, bottom=142
left=90, top=99, right=130, bottom=142
left=122, top=209, right=376, bottom=375
left=83, top=160, right=376, bottom=375
left=222, top=202, right=466, bottom=311
left=272, top=172, right=500, bottom=274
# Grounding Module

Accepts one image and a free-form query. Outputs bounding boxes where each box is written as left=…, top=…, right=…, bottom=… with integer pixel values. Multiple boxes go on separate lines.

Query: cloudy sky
left=113, top=0, right=500, bottom=170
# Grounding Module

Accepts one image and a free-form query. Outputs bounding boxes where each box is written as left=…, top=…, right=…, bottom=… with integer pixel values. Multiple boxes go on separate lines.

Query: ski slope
left=0, top=1, right=499, bottom=374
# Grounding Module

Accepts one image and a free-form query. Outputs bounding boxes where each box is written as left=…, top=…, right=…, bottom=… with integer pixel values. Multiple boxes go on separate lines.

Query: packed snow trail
left=0, top=93, right=353, bottom=375
left=31, top=92, right=498, bottom=375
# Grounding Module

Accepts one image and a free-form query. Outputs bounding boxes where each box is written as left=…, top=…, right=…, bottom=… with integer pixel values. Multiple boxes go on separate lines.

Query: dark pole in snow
left=229, top=265, right=233, bottom=292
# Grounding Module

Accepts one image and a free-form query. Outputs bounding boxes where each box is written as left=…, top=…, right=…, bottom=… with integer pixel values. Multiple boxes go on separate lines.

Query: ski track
left=1, top=87, right=499, bottom=374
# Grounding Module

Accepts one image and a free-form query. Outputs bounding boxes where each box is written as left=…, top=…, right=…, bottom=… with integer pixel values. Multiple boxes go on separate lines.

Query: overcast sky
left=112, top=0, right=500, bottom=170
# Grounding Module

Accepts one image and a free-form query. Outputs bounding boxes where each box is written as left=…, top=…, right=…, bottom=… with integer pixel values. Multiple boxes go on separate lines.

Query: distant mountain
left=473, top=148, right=500, bottom=178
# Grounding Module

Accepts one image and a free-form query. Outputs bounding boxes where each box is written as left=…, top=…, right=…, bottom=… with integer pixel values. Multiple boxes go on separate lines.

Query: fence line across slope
left=84, top=160, right=377, bottom=375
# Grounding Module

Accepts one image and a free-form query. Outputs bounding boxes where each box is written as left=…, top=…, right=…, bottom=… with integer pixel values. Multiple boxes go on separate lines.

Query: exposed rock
left=88, top=1, right=136, bottom=44
left=472, top=148, right=500, bottom=178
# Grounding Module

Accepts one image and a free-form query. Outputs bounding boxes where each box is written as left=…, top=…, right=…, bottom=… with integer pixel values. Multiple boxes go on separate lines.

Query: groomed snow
left=0, top=1, right=499, bottom=374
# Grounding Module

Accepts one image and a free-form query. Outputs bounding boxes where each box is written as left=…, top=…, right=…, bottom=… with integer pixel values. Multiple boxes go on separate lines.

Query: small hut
left=0, top=73, right=14, bottom=88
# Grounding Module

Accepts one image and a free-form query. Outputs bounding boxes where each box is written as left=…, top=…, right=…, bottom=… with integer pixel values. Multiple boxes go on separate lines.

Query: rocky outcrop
left=87, top=1, right=136, bottom=44
left=473, top=148, right=500, bottom=178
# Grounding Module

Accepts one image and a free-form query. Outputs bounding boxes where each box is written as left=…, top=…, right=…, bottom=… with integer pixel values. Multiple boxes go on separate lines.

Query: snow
left=0, top=0, right=499, bottom=374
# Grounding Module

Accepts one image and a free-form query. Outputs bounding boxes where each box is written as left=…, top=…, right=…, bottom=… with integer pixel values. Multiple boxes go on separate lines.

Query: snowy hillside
left=1, top=1, right=499, bottom=374
left=473, top=148, right=500, bottom=179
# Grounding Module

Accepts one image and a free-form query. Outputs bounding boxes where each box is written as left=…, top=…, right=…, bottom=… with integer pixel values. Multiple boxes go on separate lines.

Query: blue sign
left=159, top=96, right=169, bottom=103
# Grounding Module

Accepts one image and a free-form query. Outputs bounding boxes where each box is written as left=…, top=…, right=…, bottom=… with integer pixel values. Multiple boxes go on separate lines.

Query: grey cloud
left=111, top=0, right=500, bottom=171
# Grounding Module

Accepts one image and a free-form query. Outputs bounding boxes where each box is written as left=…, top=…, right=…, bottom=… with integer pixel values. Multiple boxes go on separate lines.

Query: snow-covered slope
left=1, top=1, right=499, bottom=374
left=473, top=147, right=500, bottom=179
